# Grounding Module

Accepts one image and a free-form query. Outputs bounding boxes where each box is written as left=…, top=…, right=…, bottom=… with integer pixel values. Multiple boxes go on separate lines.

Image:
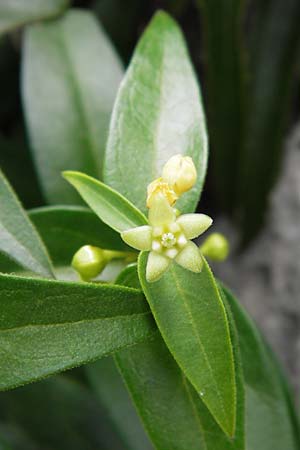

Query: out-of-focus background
left=1, top=0, right=300, bottom=435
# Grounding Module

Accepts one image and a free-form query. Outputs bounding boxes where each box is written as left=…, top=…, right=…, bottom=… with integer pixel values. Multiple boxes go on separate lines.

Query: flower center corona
left=161, top=232, right=177, bottom=248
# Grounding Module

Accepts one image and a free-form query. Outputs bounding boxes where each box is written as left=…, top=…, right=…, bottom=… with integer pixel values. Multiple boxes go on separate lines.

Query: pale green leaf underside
left=104, top=10, right=208, bottom=215
left=0, top=0, right=69, bottom=35
left=22, top=9, right=123, bottom=204
left=63, top=171, right=147, bottom=232
left=0, top=170, right=53, bottom=278
left=0, top=273, right=155, bottom=390
left=138, top=252, right=236, bottom=437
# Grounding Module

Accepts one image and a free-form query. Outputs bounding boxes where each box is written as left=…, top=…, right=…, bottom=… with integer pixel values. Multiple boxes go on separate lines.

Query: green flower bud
left=200, top=233, right=229, bottom=262
left=72, top=245, right=108, bottom=281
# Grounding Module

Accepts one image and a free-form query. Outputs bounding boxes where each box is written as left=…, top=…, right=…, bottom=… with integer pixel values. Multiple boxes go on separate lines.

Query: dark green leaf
left=195, top=0, right=246, bottom=212
left=0, top=424, right=37, bottom=450
left=0, top=0, right=69, bottom=35
left=115, top=263, right=141, bottom=289
left=0, top=169, right=53, bottom=278
left=237, top=0, right=300, bottom=242
left=0, top=375, right=126, bottom=450
left=222, top=285, right=300, bottom=449
left=29, top=206, right=131, bottom=265
left=93, top=0, right=144, bottom=62
left=63, top=171, right=147, bottom=232
left=0, top=128, right=44, bottom=209
left=104, top=11, right=208, bottom=215
left=22, top=9, right=123, bottom=204
left=87, top=357, right=153, bottom=450
left=0, top=273, right=155, bottom=390
left=138, top=253, right=236, bottom=437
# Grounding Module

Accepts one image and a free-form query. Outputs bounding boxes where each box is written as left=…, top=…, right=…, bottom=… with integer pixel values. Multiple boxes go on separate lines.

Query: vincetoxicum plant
left=0, top=7, right=299, bottom=450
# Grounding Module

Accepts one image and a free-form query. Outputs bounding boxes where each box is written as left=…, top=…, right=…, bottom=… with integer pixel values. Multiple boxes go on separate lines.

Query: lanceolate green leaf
left=63, top=171, right=147, bottom=232
left=0, top=0, right=69, bottom=35
left=0, top=273, right=155, bottom=390
left=116, top=264, right=245, bottom=450
left=0, top=170, right=53, bottom=278
left=22, top=9, right=123, bottom=204
left=138, top=253, right=236, bottom=437
left=222, top=285, right=300, bottom=450
left=29, top=206, right=131, bottom=265
left=104, top=10, right=208, bottom=215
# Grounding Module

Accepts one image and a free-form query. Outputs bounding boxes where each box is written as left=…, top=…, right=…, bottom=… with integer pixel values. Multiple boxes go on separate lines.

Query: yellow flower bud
left=146, top=177, right=178, bottom=208
left=72, top=245, right=108, bottom=281
left=162, top=154, right=197, bottom=196
left=200, top=233, right=229, bottom=262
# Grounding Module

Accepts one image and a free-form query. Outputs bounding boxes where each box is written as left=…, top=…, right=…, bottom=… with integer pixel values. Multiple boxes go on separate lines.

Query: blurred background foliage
left=2, top=0, right=300, bottom=244
left=1, top=0, right=300, bottom=447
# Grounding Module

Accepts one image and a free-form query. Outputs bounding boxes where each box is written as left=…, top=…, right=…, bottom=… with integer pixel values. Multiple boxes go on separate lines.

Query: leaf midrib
left=170, top=267, right=227, bottom=426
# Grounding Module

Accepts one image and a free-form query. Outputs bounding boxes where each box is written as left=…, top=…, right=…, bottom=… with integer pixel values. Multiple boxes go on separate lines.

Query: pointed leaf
left=138, top=253, right=236, bottom=437
left=115, top=264, right=245, bottom=450
left=63, top=171, right=147, bottom=232
left=22, top=9, right=123, bottom=204
left=0, top=273, right=155, bottom=390
left=0, top=170, right=53, bottom=278
left=0, top=0, right=69, bottom=35
left=104, top=11, right=208, bottom=214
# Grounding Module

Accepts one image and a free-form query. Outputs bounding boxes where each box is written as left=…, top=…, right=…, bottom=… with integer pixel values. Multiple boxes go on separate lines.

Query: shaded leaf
left=29, top=206, right=131, bottom=265
left=63, top=171, right=147, bottom=232
left=22, top=9, right=123, bottom=204
left=222, top=285, right=300, bottom=449
left=138, top=253, right=236, bottom=437
left=0, top=273, right=155, bottom=390
left=195, top=0, right=246, bottom=212
left=0, top=169, right=53, bottom=278
left=0, top=0, right=69, bottom=35
left=87, top=357, right=153, bottom=450
left=237, top=0, right=300, bottom=242
left=104, top=11, right=208, bottom=215
left=0, top=375, right=126, bottom=450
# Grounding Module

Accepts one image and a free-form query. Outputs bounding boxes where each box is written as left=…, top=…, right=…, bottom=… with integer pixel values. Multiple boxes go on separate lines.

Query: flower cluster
left=121, top=154, right=213, bottom=282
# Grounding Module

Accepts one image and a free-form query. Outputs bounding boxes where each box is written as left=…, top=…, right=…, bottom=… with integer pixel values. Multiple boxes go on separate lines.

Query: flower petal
left=146, top=251, right=171, bottom=282
left=175, top=241, right=203, bottom=273
left=176, top=214, right=213, bottom=239
left=148, top=193, right=176, bottom=226
left=121, top=226, right=152, bottom=251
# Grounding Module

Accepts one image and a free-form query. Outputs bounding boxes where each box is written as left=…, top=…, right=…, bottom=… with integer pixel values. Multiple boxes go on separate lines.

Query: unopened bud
left=72, top=245, right=108, bottom=281
left=162, top=154, right=197, bottom=196
left=200, top=233, right=229, bottom=262
left=147, top=177, right=178, bottom=208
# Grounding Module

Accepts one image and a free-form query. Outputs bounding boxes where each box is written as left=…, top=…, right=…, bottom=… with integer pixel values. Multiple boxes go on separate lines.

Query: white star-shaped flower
left=121, top=193, right=212, bottom=282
